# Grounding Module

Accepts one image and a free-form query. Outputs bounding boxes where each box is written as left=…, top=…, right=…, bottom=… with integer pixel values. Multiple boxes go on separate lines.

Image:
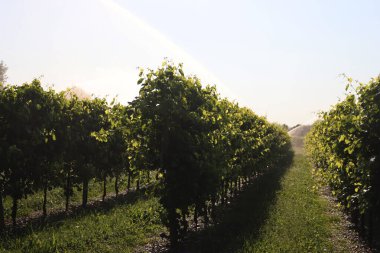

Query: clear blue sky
left=1, top=0, right=380, bottom=126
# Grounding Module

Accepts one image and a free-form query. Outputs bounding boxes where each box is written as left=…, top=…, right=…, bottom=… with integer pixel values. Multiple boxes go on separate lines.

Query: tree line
left=0, top=61, right=293, bottom=245
left=305, top=76, right=380, bottom=247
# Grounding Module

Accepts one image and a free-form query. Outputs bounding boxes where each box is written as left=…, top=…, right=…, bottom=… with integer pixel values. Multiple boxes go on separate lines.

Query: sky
left=1, top=0, right=380, bottom=126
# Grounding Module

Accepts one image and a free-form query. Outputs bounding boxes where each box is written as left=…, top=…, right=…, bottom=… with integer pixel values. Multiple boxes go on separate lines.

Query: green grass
left=238, top=155, right=334, bottom=252
left=291, top=136, right=306, bottom=154
left=3, top=174, right=153, bottom=220
left=0, top=193, right=166, bottom=253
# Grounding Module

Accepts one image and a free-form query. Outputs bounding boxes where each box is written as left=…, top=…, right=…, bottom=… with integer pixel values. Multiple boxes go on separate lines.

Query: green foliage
left=305, top=76, right=380, bottom=243
left=132, top=61, right=293, bottom=244
left=0, top=196, right=164, bottom=253
left=0, top=61, right=293, bottom=248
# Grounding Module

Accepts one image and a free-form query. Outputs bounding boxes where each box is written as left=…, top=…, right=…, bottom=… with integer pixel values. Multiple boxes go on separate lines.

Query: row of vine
left=0, top=62, right=293, bottom=245
left=305, top=76, right=380, bottom=247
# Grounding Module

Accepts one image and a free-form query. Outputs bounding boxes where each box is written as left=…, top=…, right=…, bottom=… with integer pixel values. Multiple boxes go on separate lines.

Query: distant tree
left=0, top=61, right=8, bottom=84
left=273, top=123, right=289, bottom=132
left=281, top=124, right=289, bottom=131
left=289, top=124, right=301, bottom=131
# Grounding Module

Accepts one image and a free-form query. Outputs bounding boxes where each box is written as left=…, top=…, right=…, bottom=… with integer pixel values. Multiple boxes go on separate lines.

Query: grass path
left=238, top=155, right=366, bottom=253
left=0, top=191, right=166, bottom=253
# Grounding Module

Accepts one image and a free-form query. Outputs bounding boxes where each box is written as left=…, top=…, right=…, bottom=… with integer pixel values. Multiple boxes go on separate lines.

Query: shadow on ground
left=2, top=184, right=154, bottom=239
left=174, top=162, right=291, bottom=253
